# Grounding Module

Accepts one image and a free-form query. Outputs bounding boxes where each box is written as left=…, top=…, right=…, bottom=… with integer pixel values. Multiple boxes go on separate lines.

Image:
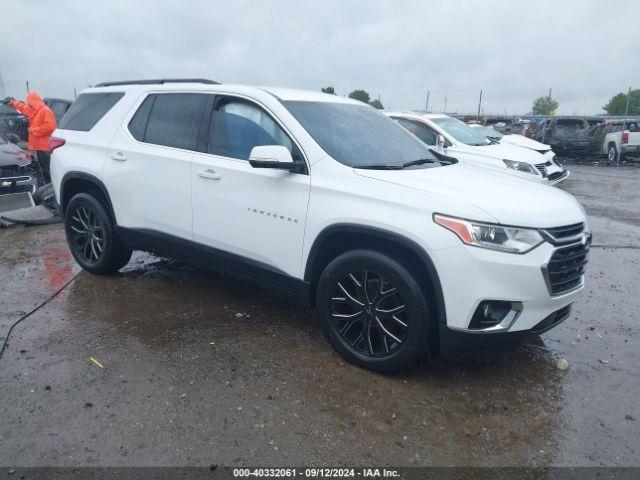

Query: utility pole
left=25, top=81, right=30, bottom=93
left=74, top=88, right=78, bottom=99
left=622, top=85, right=631, bottom=131
left=425, top=90, right=430, bottom=112
left=541, top=88, right=553, bottom=144
left=444, top=97, right=447, bottom=114
left=477, top=89, right=483, bottom=121
left=621, top=86, right=631, bottom=165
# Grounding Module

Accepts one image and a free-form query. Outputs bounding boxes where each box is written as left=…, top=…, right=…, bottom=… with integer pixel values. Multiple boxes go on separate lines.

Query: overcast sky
left=1, top=0, right=638, bottom=114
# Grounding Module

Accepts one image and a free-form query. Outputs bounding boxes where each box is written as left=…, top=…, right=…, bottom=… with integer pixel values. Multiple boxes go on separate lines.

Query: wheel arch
left=60, top=172, right=117, bottom=224
left=304, top=224, right=447, bottom=328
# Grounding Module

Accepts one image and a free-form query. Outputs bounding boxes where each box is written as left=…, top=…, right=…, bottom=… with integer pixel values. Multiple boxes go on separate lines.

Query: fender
left=60, top=171, right=117, bottom=223
left=304, top=223, right=447, bottom=326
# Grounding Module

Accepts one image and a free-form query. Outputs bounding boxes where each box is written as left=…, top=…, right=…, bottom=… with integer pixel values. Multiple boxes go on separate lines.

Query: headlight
left=503, top=159, right=537, bottom=175
left=434, top=214, right=544, bottom=253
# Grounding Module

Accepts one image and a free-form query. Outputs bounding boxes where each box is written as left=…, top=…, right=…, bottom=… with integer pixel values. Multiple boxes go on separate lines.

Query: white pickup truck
left=601, top=119, right=640, bottom=162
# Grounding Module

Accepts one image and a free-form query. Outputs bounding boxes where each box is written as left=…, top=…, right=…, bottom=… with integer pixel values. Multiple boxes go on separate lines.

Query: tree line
left=320, top=86, right=638, bottom=116
left=321, top=86, right=384, bottom=109
left=529, top=89, right=639, bottom=116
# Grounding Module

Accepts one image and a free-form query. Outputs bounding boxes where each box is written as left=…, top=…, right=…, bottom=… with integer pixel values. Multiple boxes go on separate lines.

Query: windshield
left=472, top=125, right=503, bottom=139
left=283, top=101, right=440, bottom=168
left=432, top=117, right=490, bottom=146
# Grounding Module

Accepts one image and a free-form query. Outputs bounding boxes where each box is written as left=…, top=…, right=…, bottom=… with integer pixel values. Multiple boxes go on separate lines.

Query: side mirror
left=249, top=145, right=294, bottom=170
left=436, top=134, right=446, bottom=152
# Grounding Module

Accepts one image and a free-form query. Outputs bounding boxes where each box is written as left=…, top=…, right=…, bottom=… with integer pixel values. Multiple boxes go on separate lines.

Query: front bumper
left=548, top=141, right=592, bottom=156
left=548, top=169, right=570, bottom=185
left=439, top=304, right=572, bottom=354
left=432, top=235, right=588, bottom=352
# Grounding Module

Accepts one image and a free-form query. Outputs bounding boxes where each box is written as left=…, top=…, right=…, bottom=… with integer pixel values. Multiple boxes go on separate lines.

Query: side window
left=207, top=100, right=293, bottom=160
left=128, top=95, right=156, bottom=141
left=144, top=94, right=205, bottom=151
left=58, top=92, right=124, bottom=131
left=395, top=118, right=437, bottom=146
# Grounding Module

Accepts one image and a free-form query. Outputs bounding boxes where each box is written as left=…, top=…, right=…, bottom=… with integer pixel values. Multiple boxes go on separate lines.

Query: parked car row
left=49, top=79, right=590, bottom=372
left=387, top=111, right=569, bottom=185
left=523, top=115, right=640, bottom=161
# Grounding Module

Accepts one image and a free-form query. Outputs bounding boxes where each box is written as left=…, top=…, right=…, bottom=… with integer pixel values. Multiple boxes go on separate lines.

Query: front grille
left=0, top=167, right=19, bottom=177
left=535, top=163, right=548, bottom=177
left=544, top=242, right=589, bottom=296
left=0, top=183, right=34, bottom=194
left=544, top=223, right=585, bottom=242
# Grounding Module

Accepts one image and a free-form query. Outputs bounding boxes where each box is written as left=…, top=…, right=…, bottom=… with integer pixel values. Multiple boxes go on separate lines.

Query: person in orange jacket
left=2, top=92, right=57, bottom=182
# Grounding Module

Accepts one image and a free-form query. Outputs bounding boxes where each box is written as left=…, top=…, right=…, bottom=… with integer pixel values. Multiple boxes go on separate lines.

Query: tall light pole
left=425, top=90, right=430, bottom=112
left=477, top=89, right=483, bottom=121
left=622, top=86, right=631, bottom=131
left=541, top=88, right=553, bottom=144
left=620, top=86, right=632, bottom=165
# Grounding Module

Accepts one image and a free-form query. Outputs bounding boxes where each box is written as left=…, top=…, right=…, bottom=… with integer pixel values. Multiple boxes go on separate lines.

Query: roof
left=85, top=80, right=360, bottom=104
left=259, top=86, right=357, bottom=104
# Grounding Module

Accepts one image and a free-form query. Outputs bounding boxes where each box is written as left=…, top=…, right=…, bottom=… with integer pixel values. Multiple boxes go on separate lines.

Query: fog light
left=469, top=300, right=516, bottom=330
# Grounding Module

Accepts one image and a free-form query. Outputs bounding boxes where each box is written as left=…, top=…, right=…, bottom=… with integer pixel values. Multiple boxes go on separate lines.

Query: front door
left=191, top=96, right=310, bottom=285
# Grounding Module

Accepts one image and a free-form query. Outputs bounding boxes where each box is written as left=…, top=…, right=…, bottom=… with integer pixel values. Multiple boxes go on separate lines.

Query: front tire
left=316, top=250, right=431, bottom=373
left=64, top=193, right=132, bottom=274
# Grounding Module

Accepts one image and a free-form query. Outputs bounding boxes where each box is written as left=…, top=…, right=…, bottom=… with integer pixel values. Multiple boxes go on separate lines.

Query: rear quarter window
left=140, top=93, right=206, bottom=151
left=58, top=92, right=124, bottom=131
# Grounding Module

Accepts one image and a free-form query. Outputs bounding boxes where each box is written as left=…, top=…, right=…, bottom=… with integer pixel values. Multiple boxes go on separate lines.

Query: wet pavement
left=0, top=163, right=638, bottom=467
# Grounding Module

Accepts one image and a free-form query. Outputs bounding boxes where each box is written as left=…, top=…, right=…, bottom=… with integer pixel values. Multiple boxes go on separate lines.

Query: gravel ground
left=0, top=163, right=638, bottom=467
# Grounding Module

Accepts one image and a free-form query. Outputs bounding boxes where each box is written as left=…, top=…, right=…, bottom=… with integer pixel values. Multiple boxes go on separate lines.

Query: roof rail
left=94, top=78, right=221, bottom=87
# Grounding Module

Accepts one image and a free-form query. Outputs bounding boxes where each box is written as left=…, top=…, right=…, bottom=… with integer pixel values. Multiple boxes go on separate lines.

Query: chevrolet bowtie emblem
left=1, top=181, right=11, bottom=187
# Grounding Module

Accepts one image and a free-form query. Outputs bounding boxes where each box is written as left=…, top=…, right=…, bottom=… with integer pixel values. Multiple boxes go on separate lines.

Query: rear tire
left=64, top=193, right=132, bottom=274
left=608, top=143, right=619, bottom=162
left=316, top=250, right=430, bottom=373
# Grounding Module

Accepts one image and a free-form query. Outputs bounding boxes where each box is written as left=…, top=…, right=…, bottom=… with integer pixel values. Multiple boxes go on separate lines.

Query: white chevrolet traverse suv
left=386, top=112, right=569, bottom=185
left=50, top=79, right=590, bottom=372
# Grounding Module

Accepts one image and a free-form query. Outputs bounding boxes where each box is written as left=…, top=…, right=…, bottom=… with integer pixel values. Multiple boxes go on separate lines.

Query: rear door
left=191, top=95, right=310, bottom=284
left=104, top=92, right=207, bottom=240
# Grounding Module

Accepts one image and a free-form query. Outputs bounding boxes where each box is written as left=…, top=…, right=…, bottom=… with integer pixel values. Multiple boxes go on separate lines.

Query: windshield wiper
left=355, top=164, right=403, bottom=170
left=400, top=158, right=437, bottom=168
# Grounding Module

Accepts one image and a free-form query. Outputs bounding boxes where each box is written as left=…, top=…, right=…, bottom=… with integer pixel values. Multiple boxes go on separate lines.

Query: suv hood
left=500, top=134, right=551, bottom=152
left=454, top=141, right=548, bottom=164
left=354, top=163, right=584, bottom=228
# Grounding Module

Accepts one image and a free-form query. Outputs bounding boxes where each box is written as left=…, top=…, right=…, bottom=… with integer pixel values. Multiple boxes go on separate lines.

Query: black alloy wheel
left=331, top=270, right=408, bottom=357
left=64, top=193, right=132, bottom=274
left=68, top=204, right=105, bottom=264
left=317, top=250, right=431, bottom=373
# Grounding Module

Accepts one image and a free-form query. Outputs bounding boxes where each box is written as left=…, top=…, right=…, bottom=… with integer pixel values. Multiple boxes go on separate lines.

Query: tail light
left=622, top=132, right=629, bottom=144
left=48, top=137, right=66, bottom=153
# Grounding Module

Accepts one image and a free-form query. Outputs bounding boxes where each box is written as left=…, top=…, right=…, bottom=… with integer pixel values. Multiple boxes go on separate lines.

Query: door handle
left=197, top=169, right=221, bottom=180
left=110, top=152, right=127, bottom=162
